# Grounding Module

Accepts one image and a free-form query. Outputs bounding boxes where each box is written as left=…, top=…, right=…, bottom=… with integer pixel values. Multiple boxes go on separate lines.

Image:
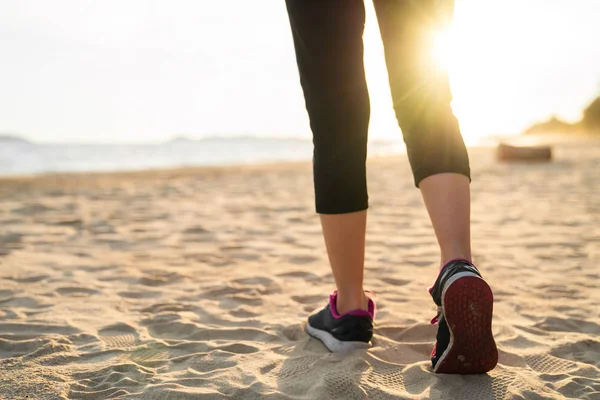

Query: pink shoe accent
left=430, top=307, right=442, bottom=325
left=329, top=290, right=376, bottom=320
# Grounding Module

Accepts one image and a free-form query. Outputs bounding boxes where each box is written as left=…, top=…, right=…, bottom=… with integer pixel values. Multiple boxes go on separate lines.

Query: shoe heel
left=435, top=276, right=498, bottom=374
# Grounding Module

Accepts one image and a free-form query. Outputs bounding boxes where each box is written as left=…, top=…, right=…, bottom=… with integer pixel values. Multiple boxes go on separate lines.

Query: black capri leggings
left=285, top=0, right=471, bottom=214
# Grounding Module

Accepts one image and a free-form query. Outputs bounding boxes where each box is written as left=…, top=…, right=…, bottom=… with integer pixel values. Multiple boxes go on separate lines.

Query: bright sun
left=362, top=1, right=599, bottom=144
left=431, top=27, right=455, bottom=73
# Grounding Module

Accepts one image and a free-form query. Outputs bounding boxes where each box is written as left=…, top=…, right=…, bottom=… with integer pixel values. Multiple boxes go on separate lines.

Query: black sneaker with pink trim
left=306, top=291, right=375, bottom=352
left=429, top=259, right=498, bottom=374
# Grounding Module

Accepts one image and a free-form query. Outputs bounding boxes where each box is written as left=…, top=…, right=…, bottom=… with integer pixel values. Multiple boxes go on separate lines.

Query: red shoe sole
left=434, top=276, right=498, bottom=374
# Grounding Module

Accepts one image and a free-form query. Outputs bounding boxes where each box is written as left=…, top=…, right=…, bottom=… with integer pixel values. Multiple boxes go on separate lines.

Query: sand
left=0, top=141, right=599, bottom=399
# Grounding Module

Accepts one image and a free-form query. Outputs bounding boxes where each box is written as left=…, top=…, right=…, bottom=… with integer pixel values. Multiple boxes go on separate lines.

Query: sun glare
left=362, top=1, right=600, bottom=144
left=430, top=27, right=455, bottom=72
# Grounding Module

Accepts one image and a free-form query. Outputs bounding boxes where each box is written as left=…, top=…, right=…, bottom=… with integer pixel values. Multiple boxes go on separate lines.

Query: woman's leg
left=374, top=1, right=497, bottom=373
left=373, top=0, right=472, bottom=265
left=419, top=173, right=471, bottom=266
left=320, top=212, right=369, bottom=314
left=285, top=0, right=370, bottom=314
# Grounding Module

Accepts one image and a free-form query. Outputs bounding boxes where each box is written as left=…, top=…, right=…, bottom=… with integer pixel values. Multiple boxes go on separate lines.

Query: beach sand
left=0, top=142, right=599, bottom=399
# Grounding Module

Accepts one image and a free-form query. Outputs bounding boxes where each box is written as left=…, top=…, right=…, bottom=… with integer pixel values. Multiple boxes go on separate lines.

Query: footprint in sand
left=276, top=354, right=322, bottom=382
left=129, top=343, right=172, bottom=367
left=323, top=369, right=371, bottom=399
left=488, top=370, right=518, bottom=399
left=525, top=354, right=578, bottom=374
left=98, top=322, right=140, bottom=350
left=363, top=360, right=406, bottom=395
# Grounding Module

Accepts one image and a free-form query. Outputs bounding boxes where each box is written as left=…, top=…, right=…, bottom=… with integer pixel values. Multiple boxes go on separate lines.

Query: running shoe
left=429, top=259, right=498, bottom=374
left=306, top=290, right=375, bottom=352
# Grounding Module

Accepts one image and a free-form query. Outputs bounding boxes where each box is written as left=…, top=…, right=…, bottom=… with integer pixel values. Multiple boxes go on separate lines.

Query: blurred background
left=0, top=0, right=599, bottom=174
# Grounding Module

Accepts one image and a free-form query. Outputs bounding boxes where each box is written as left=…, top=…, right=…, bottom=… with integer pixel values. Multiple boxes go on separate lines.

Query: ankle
left=440, top=252, right=472, bottom=269
left=336, top=291, right=369, bottom=315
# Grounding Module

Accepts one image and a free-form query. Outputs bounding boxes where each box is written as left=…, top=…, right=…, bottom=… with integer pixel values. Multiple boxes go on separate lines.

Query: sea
left=0, top=137, right=406, bottom=176
left=1, top=134, right=595, bottom=176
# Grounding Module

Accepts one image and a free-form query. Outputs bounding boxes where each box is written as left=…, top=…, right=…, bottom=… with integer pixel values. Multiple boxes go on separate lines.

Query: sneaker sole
left=434, top=273, right=498, bottom=374
left=305, top=323, right=371, bottom=353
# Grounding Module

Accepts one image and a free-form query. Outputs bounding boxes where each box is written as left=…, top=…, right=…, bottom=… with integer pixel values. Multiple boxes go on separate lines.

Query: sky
left=0, top=0, right=599, bottom=144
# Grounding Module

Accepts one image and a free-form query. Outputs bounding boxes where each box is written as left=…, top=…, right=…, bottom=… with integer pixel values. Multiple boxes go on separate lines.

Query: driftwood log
left=496, top=143, right=552, bottom=162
